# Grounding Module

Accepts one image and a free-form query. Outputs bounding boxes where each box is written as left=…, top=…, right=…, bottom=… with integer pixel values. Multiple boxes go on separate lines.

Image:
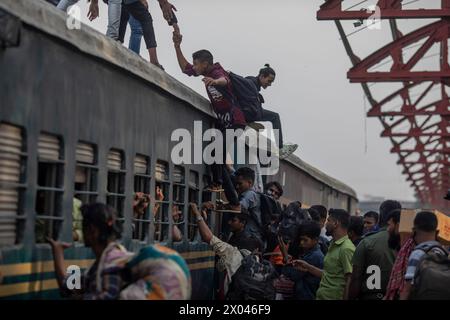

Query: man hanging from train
left=172, top=31, right=245, bottom=213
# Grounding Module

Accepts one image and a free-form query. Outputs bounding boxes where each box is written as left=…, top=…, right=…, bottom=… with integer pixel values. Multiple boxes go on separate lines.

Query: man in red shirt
left=173, top=33, right=246, bottom=130
left=173, top=32, right=243, bottom=211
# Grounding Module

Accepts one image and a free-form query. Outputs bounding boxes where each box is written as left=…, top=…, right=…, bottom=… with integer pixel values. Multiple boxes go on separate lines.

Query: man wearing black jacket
left=246, top=64, right=298, bottom=159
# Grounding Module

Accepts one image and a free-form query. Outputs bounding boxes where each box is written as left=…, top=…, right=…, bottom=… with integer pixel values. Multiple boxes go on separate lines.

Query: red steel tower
left=317, top=0, right=450, bottom=211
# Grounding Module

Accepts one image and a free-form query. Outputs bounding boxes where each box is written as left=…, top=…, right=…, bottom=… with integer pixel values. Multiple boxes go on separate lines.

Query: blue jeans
left=57, top=0, right=122, bottom=40
left=128, top=16, right=143, bottom=54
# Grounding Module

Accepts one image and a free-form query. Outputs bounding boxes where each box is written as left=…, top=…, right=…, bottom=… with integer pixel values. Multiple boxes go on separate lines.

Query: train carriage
left=0, top=0, right=357, bottom=300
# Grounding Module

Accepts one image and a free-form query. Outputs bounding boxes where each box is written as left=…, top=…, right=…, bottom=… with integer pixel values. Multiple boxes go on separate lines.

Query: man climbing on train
left=172, top=31, right=245, bottom=213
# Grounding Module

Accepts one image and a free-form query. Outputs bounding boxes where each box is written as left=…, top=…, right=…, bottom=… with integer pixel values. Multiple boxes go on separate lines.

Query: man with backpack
left=189, top=203, right=276, bottom=300
left=246, top=65, right=298, bottom=159
left=172, top=32, right=244, bottom=212
left=400, top=211, right=449, bottom=300
left=234, top=167, right=266, bottom=244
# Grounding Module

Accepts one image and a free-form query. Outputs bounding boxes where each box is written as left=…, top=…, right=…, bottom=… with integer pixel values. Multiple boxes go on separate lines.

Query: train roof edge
left=1, top=0, right=358, bottom=202
left=0, top=0, right=214, bottom=118
left=284, top=154, right=358, bottom=200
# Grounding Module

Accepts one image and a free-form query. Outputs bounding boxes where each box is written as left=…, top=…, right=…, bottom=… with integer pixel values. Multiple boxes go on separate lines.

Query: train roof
left=284, top=154, right=358, bottom=199
left=0, top=0, right=214, bottom=118
left=2, top=0, right=357, bottom=201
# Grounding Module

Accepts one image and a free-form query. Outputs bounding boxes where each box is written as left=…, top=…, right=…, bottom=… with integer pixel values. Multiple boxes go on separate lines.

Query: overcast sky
left=68, top=0, right=444, bottom=202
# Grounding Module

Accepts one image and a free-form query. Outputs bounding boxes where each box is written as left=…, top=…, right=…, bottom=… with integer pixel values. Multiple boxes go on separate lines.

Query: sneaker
left=279, top=144, right=298, bottom=160
left=246, top=122, right=265, bottom=131
left=215, top=203, right=241, bottom=213
left=204, top=183, right=224, bottom=193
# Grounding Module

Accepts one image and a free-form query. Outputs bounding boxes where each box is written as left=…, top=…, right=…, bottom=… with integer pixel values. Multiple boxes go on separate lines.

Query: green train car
left=0, top=0, right=358, bottom=300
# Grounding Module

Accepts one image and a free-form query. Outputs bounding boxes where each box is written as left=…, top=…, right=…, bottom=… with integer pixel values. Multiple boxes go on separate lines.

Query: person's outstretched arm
left=189, top=203, right=213, bottom=243
left=47, top=238, right=71, bottom=289
left=293, top=259, right=323, bottom=279
left=173, top=32, right=190, bottom=73
left=158, top=0, right=177, bottom=22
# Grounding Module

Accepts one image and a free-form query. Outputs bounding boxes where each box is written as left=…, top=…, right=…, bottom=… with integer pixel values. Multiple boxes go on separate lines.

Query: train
left=0, top=0, right=357, bottom=300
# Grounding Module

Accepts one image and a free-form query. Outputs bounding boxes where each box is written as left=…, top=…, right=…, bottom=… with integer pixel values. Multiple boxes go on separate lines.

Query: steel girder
left=318, top=2, right=450, bottom=210
left=317, top=0, right=450, bottom=20
left=348, top=20, right=450, bottom=83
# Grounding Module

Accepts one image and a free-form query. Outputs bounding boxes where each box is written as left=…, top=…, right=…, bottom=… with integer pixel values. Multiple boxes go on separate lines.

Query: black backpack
left=227, top=252, right=277, bottom=300
left=278, top=202, right=311, bottom=241
left=412, top=245, right=450, bottom=300
left=257, top=193, right=283, bottom=250
left=258, top=192, right=282, bottom=229
left=228, top=72, right=263, bottom=123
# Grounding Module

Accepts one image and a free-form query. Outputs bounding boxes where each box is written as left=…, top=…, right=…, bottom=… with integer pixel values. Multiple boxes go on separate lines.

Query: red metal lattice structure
left=317, top=0, right=450, bottom=211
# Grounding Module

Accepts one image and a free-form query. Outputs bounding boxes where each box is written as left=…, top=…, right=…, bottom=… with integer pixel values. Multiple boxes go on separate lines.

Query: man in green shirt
left=293, top=209, right=355, bottom=300
left=348, top=200, right=401, bottom=300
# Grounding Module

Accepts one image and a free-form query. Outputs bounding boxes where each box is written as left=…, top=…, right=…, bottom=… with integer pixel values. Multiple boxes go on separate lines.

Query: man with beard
left=400, top=211, right=448, bottom=300
left=386, top=209, right=402, bottom=252
left=293, top=209, right=355, bottom=300
left=348, top=200, right=401, bottom=300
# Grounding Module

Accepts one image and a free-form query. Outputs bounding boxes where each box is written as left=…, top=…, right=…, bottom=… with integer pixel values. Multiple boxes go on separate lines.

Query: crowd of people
left=50, top=167, right=450, bottom=300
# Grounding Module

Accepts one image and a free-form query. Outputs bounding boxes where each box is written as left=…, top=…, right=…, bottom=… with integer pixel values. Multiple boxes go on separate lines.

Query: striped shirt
left=404, top=241, right=444, bottom=284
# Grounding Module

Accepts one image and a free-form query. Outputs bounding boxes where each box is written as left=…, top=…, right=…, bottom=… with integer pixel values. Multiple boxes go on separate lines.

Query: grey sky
left=70, top=0, right=441, bottom=202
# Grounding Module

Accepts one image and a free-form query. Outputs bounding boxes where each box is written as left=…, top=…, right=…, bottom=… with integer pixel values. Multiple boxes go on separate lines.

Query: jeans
left=106, top=0, right=122, bottom=40
left=57, top=0, right=122, bottom=40
left=210, top=133, right=239, bottom=207
left=56, top=0, right=79, bottom=10
left=261, top=108, right=283, bottom=148
left=119, top=1, right=157, bottom=49
left=45, top=0, right=60, bottom=5
left=128, top=16, right=143, bottom=54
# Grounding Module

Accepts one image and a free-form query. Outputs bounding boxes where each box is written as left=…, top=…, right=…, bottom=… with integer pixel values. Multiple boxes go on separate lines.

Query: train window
left=106, top=149, right=125, bottom=228
left=202, top=174, right=214, bottom=229
left=154, top=160, right=170, bottom=242
left=0, top=123, right=26, bottom=246
left=35, top=133, right=64, bottom=243
left=172, top=166, right=185, bottom=242
left=133, top=154, right=151, bottom=241
left=74, top=142, right=98, bottom=204
left=187, top=171, right=201, bottom=241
